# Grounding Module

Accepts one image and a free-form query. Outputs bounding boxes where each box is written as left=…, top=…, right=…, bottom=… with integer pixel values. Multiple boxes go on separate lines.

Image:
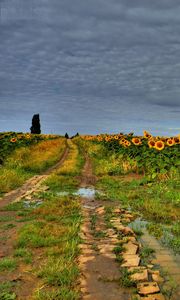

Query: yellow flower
left=132, top=137, right=142, bottom=146
left=155, top=140, right=165, bottom=151
left=148, top=139, right=156, bottom=148
left=10, top=138, right=17, bottom=143
left=166, top=138, right=175, bottom=147
left=143, top=130, right=152, bottom=139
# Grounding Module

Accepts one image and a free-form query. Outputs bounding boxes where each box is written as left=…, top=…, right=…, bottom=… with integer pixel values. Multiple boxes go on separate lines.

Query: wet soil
left=78, top=157, right=131, bottom=300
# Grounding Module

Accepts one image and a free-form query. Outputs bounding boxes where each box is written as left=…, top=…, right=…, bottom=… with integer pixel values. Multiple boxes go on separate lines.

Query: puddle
left=130, top=217, right=180, bottom=299
left=74, top=188, right=96, bottom=198
left=23, top=200, right=43, bottom=208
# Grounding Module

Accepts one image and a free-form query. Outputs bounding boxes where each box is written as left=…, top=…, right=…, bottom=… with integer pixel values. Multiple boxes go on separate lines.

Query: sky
left=0, top=0, right=180, bottom=136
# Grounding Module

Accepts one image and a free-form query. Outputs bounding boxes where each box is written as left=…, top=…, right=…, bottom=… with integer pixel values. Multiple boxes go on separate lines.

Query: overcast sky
left=0, top=0, right=180, bottom=136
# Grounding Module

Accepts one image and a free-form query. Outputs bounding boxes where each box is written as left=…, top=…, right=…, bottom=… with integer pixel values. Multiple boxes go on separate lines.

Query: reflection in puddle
left=74, top=188, right=96, bottom=198
left=23, top=200, right=43, bottom=208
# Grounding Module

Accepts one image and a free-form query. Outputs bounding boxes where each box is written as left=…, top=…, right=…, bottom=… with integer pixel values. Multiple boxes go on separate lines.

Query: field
left=0, top=131, right=179, bottom=300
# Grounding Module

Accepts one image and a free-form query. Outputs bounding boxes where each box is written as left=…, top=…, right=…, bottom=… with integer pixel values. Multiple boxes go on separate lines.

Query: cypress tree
left=30, top=114, right=41, bottom=134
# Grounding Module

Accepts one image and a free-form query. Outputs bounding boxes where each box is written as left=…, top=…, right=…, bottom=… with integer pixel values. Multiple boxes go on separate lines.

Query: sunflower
left=132, top=137, right=142, bottom=146
left=114, top=135, right=119, bottom=140
left=148, top=139, right=156, bottom=148
left=143, top=130, right=152, bottom=139
left=155, top=140, right=165, bottom=151
left=166, top=138, right=175, bottom=147
left=105, top=136, right=111, bottom=142
left=10, top=138, right=17, bottom=143
left=124, top=140, right=131, bottom=147
left=174, top=137, right=180, bottom=144
left=26, top=134, right=31, bottom=139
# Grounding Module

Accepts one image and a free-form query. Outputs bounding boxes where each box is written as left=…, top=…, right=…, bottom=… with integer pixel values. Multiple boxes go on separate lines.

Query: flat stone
left=124, top=242, right=138, bottom=255
left=129, top=267, right=148, bottom=282
left=122, top=254, right=140, bottom=267
left=137, top=282, right=160, bottom=295
left=96, top=207, right=105, bottom=215
left=114, top=208, right=122, bottom=214
left=151, top=271, right=164, bottom=283
left=141, top=294, right=165, bottom=300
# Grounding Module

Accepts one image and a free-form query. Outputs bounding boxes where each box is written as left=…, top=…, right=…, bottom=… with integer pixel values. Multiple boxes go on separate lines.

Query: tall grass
left=0, top=138, right=66, bottom=193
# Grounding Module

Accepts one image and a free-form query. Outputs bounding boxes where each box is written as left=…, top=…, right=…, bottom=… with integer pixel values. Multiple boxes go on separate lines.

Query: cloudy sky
left=0, top=0, right=180, bottom=136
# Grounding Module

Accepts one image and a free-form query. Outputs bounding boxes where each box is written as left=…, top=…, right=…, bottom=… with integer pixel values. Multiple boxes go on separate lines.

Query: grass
left=139, top=246, right=155, bottom=265
left=0, top=138, right=66, bottom=193
left=0, top=258, right=17, bottom=272
left=0, top=282, right=16, bottom=300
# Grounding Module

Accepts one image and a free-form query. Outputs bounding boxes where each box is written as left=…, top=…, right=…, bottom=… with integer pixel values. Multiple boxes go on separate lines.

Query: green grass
left=0, top=258, right=17, bottom=272
left=139, top=246, right=155, bottom=265
left=35, top=287, right=80, bottom=300
left=0, top=282, right=16, bottom=300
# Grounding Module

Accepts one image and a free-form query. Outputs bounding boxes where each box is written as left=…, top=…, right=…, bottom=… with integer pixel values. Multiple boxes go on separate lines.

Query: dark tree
left=65, top=133, right=69, bottom=139
left=30, top=114, right=41, bottom=134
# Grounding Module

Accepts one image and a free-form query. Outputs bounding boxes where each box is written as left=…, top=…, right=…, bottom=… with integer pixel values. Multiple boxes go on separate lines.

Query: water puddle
left=23, top=200, right=43, bottom=208
left=130, top=217, right=180, bottom=299
left=74, top=188, right=96, bottom=198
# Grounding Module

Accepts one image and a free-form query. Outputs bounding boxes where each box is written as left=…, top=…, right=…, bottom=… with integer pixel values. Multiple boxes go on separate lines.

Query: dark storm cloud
left=0, top=0, right=180, bottom=135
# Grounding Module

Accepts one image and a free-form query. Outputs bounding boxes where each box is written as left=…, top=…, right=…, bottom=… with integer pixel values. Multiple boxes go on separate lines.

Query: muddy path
left=78, top=156, right=131, bottom=300
left=78, top=154, right=180, bottom=300
left=0, top=145, right=69, bottom=209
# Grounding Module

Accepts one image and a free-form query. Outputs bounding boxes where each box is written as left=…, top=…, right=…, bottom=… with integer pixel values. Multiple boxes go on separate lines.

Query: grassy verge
left=0, top=139, right=83, bottom=299
left=96, top=175, right=180, bottom=253
left=0, top=138, right=66, bottom=194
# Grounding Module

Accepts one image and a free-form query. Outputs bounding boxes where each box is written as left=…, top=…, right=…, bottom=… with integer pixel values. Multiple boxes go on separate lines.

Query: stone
left=151, top=271, right=164, bottom=283
left=122, top=254, right=140, bottom=267
left=137, top=282, right=160, bottom=295
left=96, top=207, right=105, bottom=215
left=114, top=208, right=122, bottom=214
left=141, top=294, right=165, bottom=300
left=129, top=267, right=148, bottom=282
left=124, top=242, right=138, bottom=255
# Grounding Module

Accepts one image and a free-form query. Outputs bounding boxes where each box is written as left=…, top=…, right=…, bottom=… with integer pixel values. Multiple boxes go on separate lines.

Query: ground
left=0, top=139, right=179, bottom=300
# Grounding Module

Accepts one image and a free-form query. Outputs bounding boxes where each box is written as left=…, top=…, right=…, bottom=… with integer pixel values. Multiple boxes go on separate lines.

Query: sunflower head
left=148, top=139, right=156, bottom=148
left=10, top=138, right=17, bottom=143
left=155, top=140, right=165, bottom=151
left=143, top=130, right=152, bottom=139
left=174, top=137, right=180, bottom=144
left=167, top=138, right=175, bottom=146
left=132, top=137, right=142, bottom=146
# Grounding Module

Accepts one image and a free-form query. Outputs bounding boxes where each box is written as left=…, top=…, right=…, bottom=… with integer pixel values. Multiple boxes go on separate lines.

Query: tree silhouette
left=65, top=133, right=69, bottom=139
left=30, top=114, right=41, bottom=134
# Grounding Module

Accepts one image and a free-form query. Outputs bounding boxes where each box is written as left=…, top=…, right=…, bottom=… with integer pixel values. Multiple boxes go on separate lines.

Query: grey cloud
left=0, top=0, right=180, bottom=136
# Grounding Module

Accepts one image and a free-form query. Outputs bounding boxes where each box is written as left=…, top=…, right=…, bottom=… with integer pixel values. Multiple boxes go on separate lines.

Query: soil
left=78, top=156, right=131, bottom=300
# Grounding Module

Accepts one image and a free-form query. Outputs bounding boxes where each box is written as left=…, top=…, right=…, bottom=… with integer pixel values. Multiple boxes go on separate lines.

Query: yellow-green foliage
left=7, top=138, right=66, bottom=172
left=57, top=140, right=79, bottom=176
left=0, top=138, right=66, bottom=193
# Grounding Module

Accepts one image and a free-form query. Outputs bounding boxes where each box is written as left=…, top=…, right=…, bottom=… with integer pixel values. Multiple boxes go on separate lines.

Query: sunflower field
left=0, top=132, right=59, bottom=164
left=82, top=131, right=180, bottom=178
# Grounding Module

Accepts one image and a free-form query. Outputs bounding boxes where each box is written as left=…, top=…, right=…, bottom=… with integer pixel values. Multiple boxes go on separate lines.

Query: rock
left=96, top=207, right=105, bottom=215
left=151, top=271, right=164, bottom=283
left=147, top=264, right=154, bottom=269
left=137, top=282, right=160, bottom=295
left=114, top=208, right=122, bottom=214
left=140, top=294, right=165, bottom=300
left=129, top=267, right=148, bottom=282
left=124, top=242, right=138, bottom=255
left=122, top=254, right=140, bottom=267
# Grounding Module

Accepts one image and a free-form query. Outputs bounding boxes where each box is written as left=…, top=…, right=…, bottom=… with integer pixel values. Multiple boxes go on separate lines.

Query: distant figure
left=30, top=114, right=41, bottom=134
